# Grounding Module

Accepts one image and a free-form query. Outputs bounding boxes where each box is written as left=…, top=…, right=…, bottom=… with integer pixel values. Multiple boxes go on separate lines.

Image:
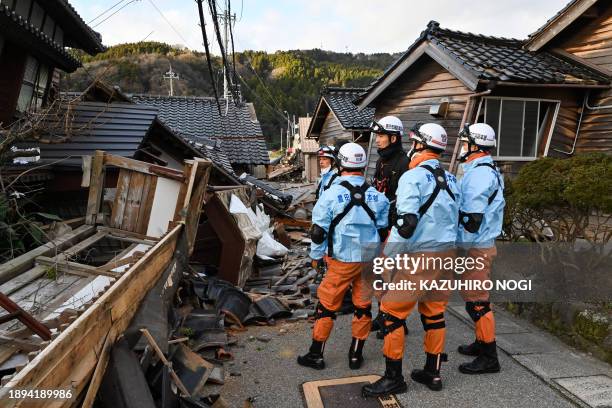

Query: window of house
left=478, top=97, right=560, bottom=160
left=16, top=55, right=49, bottom=113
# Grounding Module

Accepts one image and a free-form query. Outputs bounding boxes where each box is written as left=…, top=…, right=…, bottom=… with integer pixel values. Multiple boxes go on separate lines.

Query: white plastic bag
left=256, top=229, right=288, bottom=258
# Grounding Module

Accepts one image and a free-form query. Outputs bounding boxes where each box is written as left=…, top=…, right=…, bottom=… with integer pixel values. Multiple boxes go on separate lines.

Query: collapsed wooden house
left=0, top=151, right=211, bottom=406
left=357, top=0, right=612, bottom=177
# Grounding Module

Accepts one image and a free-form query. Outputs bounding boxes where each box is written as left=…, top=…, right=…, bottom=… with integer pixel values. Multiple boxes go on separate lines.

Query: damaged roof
left=20, top=101, right=193, bottom=166
left=359, top=20, right=610, bottom=107
left=131, top=95, right=270, bottom=165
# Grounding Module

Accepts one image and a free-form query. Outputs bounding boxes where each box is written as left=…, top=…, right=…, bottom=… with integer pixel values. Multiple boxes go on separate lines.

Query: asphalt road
left=214, top=306, right=586, bottom=408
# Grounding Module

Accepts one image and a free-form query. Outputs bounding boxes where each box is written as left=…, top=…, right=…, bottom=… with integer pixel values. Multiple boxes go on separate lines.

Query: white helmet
left=318, top=145, right=336, bottom=160
left=408, top=123, right=448, bottom=151
left=337, top=142, right=367, bottom=169
left=458, top=122, right=496, bottom=161
left=460, top=123, right=496, bottom=148
left=369, top=115, right=404, bottom=137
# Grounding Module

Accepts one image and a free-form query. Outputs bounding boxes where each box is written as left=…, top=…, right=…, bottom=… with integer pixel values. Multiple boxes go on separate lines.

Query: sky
left=71, top=0, right=572, bottom=54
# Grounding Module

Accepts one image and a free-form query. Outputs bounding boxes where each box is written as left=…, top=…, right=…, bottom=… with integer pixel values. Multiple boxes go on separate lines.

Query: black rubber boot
left=410, top=352, right=447, bottom=391
left=361, top=358, right=408, bottom=397
left=458, top=339, right=483, bottom=356
left=458, top=341, right=500, bottom=374
left=348, top=338, right=365, bottom=369
left=297, top=340, right=325, bottom=370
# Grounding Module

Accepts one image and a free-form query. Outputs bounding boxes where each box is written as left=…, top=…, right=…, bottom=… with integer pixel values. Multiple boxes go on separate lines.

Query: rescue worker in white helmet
left=298, top=143, right=389, bottom=370
left=455, top=122, right=505, bottom=375
left=363, top=123, right=459, bottom=397
left=368, top=116, right=410, bottom=337
left=316, top=145, right=339, bottom=200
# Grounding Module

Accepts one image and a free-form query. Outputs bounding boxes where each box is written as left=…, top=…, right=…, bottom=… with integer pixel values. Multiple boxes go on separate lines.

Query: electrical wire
left=207, top=0, right=238, bottom=102
left=196, top=0, right=222, bottom=115
left=228, top=0, right=238, bottom=90
left=91, top=0, right=138, bottom=28
left=87, top=0, right=127, bottom=24
left=147, top=0, right=190, bottom=46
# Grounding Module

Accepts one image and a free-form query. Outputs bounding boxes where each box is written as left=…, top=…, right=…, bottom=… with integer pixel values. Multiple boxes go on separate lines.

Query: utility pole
left=219, top=0, right=236, bottom=100
left=163, top=63, right=179, bottom=96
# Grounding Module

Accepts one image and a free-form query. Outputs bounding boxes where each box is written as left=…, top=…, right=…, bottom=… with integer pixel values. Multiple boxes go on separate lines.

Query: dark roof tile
left=361, top=20, right=609, bottom=101
left=321, top=87, right=375, bottom=129
left=131, top=95, right=269, bottom=165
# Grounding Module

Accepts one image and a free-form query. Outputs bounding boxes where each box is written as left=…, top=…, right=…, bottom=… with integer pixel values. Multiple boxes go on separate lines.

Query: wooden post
left=85, top=151, right=106, bottom=225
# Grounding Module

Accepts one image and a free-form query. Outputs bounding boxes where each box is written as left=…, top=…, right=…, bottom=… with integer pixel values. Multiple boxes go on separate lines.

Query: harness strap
left=466, top=301, right=491, bottom=322
left=475, top=162, right=502, bottom=205
left=354, top=305, right=372, bottom=319
left=420, top=312, right=446, bottom=331
left=327, top=181, right=377, bottom=258
left=314, top=302, right=337, bottom=320
left=418, top=165, right=456, bottom=217
left=380, top=313, right=408, bottom=337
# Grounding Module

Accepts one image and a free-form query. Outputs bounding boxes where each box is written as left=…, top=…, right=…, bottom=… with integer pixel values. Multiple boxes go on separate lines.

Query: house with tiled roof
left=0, top=0, right=105, bottom=126
left=131, top=95, right=269, bottom=175
left=358, top=0, right=612, bottom=176
left=306, top=87, right=375, bottom=152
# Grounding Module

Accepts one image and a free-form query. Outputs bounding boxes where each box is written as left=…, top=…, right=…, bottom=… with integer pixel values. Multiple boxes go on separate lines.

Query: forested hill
left=63, top=42, right=400, bottom=148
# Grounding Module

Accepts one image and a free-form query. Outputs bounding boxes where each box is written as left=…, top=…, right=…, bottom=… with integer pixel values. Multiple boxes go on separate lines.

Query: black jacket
left=372, top=144, right=410, bottom=227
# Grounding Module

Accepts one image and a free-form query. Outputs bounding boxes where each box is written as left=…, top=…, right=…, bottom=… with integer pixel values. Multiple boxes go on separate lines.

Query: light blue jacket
left=317, top=169, right=339, bottom=199
left=310, top=175, right=389, bottom=262
left=386, top=159, right=460, bottom=255
left=457, top=155, right=505, bottom=248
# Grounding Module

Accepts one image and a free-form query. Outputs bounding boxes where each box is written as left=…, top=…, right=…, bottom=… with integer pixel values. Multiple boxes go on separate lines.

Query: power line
left=91, top=0, right=139, bottom=28
left=87, top=0, right=126, bottom=24
left=147, top=0, right=190, bottom=46
left=196, top=0, right=222, bottom=115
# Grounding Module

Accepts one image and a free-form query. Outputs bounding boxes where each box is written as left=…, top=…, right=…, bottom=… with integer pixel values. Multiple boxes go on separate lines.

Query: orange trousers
left=460, top=247, right=497, bottom=343
left=312, top=258, right=372, bottom=342
left=379, top=249, right=454, bottom=360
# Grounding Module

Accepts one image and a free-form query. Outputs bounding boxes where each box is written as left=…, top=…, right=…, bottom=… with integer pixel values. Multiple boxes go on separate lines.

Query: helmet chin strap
left=458, top=141, right=483, bottom=162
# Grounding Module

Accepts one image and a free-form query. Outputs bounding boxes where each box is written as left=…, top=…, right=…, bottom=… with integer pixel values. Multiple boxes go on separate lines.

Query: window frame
left=478, top=96, right=561, bottom=161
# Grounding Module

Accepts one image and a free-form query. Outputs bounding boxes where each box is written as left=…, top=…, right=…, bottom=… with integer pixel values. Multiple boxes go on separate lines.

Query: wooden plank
left=85, top=151, right=106, bottom=225
left=184, top=161, right=211, bottom=254
left=302, top=375, right=386, bottom=408
left=81, top=156, right=92, bottom=188
left=0, top=265, right=47, bottom=296
left=103, top=154, right=184, bottom=182
left=80, top=331, right=113, bottom=408
left=121, top=172, right=146, bottom=232
left=0, top=225, right=96, bottom=285
left=110, top=169, right=131, bottom=229
left=35, top=257, right=118, bottom=278
left=0, top=225, right=182, bottom=406
left=97, top=227, right=159, bottom=243
left=173, top=162, right=193, bottom=221
left=135, top=175, right=156, bottom=235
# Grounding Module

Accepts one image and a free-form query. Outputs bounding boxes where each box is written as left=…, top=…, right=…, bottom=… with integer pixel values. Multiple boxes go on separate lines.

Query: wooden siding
left=318, top=111, right=352, bottom=146
left=561, top=6, right=612, bottom=71
left=557, top=7, right=612, bottom=154
left=365, top=57, right=471, bottom=177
